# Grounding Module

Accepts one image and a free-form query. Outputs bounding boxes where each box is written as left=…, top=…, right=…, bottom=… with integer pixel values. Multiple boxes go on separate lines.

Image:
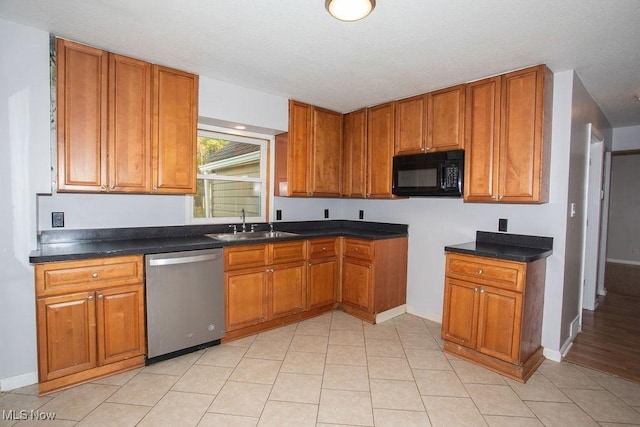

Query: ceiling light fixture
left=325, top=0, right=376, bottom=22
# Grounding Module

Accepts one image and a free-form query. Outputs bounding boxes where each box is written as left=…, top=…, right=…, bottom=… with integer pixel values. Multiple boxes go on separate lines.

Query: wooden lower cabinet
left=341, top=237, right=408, bottom=323
left=224, top=241, right=314, bottom=340
left=35, top=256, right=145, bottom=394
left=307, top=238, right=339, bottom=310
left=441, top=252, right=546, bottom=382
left=270, top=262, right=306, bottom=318
left=226, top=268, right=268, bottom=330
left=224, top=236, right=407, bottom=340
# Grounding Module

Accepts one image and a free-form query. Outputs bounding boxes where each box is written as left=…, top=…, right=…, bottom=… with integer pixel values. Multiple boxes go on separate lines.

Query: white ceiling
left=2, top=0, right=640, bottom=127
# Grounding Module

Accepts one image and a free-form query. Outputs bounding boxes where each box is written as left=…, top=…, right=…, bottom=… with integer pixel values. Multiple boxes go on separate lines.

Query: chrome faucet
left=240, top=208, right=246, bottom=232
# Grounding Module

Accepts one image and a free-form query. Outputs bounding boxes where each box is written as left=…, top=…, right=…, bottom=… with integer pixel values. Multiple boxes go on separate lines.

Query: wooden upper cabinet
left=367, top=102, right=395, bottom=198
left=464, top=76, right=501, bottom=201
left=394, top=85, right=464, bottom=156
left=499, top=66, right=551, bottom=203
left=311, top=107, right=343, bottom=196
left=282, top=100, right=342, bottom=197
left=56, top=38, right=198, bottom=195
left=56, top=39, right=108, bottom=191
left=287, top=100, right=312, bottom=196
left=428, top=84, right=465, bottom=152
left=152, top=65, right=198, bottom=194
left=394, top=94, right=426, bottom=155
left=464, top=65, right=551, bottom=203
left=108, top=54, right=152, bottom=192
left=342, top=109, right=367, bottom=198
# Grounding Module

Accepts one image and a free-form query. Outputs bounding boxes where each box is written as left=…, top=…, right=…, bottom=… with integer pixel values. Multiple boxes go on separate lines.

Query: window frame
left=186, top=124, right=271, bottom=225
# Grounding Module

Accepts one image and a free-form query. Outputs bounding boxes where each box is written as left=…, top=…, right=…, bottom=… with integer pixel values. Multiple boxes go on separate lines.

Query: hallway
left=564, top=292, right=640, bottom=383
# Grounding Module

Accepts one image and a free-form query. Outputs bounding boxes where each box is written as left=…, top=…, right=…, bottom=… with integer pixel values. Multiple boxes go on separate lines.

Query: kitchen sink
left=205, top=230, right=299, bottom=241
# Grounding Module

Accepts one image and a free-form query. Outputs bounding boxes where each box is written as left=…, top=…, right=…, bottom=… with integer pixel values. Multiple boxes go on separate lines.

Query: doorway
left=565, top=149, right=640, bottom=383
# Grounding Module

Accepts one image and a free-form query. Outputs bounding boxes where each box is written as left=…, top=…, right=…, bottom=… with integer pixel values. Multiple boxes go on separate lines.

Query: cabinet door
left=96, top=284, right=145, bottom=365
left=287, top=100, right=312, bottom=196
left=37, top=292, right=97, bottom=381
left=152, top=65, right=198, bottom=194
left=464, top=76, right=501, bottom=201
left=311, top=107, right=342, bottom=196
left=366, top=102, right=395, bottom=198
left=476, top=286, right=522, bottom=363
left=225, top=269, right=267, bottom=331
left=270, top=263, right=306, bottom=319
left=56, top=39, right=108, bottom=192
left=342, top=258, right=373, bottom=312
left=499, top=65, right=546, bottom=202
left=441, top=278, right=478, bottom=349
left=342, top=109, right=367, bottom=198
left=308, top=258, right=338, bottom=309
left=394, top=95, right=426, bottom=155
left=428, top=85, right=465, bottom=152
left=108, top=54, right=152, bottom=193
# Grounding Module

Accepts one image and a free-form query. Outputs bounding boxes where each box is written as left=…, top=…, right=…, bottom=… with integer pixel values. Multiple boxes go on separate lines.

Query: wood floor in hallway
left=564, top=292, right=640, bottom=383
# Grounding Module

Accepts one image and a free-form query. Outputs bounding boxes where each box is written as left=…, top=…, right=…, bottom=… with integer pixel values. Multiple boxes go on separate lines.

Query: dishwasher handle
left=148, top=252, right=221, bottom=267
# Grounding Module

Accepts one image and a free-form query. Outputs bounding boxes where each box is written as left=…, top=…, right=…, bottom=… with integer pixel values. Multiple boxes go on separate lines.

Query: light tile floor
left=2, top=312, right=640, bottom=426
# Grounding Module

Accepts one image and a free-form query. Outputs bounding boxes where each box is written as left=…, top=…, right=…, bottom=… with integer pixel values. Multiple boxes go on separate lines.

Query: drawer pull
left=92, top=273, right=99, bottom=278
left=477, top=269, right=483, bottom=275
left=98, top=294, right=104, bottom=300
left=322, top=247, right=327, bottom=251
left=474, top=288, right=479, bottom=292
left=354, top=248, right=359, bottom=251
left=480, top=289, right=485, bottom=294
left=87, top=295, right=94, bottom=301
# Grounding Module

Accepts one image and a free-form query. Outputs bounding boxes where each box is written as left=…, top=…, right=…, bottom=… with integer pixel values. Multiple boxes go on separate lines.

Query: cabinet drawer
left=343, top=239, right=374, bottom=261
left=271, top=241, right=306, bottom=264
left=446, top=253, right=525, bottom=292
left=35, top=255, right=143, bottom=296
left=308, top=238, right=338, bottom=259
left=224, top=245, right=268, bottom=271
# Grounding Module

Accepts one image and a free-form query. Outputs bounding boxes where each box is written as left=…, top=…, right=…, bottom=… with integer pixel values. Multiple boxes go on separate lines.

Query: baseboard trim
left=0, top=371, right=38, bottom=392
left=543, top=347, right=563, bottom=362
left=375, top=304, right=407, bottom=323
left=607, top=258, right=640, bottom=266
left=405, top=305, right=442, bottom=324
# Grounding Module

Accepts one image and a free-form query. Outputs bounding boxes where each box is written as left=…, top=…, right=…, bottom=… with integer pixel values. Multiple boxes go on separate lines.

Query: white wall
left=0, top=19, right=51, bottom=390
left=612, top=125, right=640, bottom=151
left=558, top=74, right=612, bottom=350
left=606, top=154, right=640, bottom=263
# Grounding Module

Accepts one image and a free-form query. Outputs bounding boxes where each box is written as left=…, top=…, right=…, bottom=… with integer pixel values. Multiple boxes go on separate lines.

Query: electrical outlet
left=52, top=212, right=65, bottom=228
left=359, top=210, right=364, bottom=220
left=324, top=209, right=329, bottom=219
left=276, top=210, right=282, bottom=221
left=498, top=218, right=508, bottom=232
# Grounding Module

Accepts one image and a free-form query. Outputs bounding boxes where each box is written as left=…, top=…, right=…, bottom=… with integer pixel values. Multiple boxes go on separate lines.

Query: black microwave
left=392, top=150, right=464, bottom=197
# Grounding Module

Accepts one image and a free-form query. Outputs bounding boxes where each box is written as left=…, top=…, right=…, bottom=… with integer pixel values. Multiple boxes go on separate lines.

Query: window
left=188, top=128, right=269, bottom=224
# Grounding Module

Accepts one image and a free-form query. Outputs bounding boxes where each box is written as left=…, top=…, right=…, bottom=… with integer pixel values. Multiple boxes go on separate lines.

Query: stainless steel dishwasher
left=145, top=248, right=225, bottom=363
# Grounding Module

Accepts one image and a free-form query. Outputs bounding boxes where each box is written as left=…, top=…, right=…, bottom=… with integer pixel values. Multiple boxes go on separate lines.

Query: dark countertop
left=445, top=231, right=553, bottom=263
left=30, top=220, right=408, bottom=263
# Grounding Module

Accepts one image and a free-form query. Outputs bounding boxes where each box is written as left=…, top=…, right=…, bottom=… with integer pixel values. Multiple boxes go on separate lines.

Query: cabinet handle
left=97, top=294, right=104, bottom=299
left=480, top=289, right=485, bottom=294
left=153, top=186, right=158, bottom=191
left=92, top=273, right=99, bottom=278
left=354, top=247, right=359, bottom=251
left=87, top=295, right=94, bottom=301
left=322, top=247, right=326, bottom=251
left=477, top=269, right=483, bottom=275
left=474, top=288, right=479, bottom=292
left=110, top=185, right=115, bottom=190
left=100, top=185, right=106, bottom=190
left=308, top=263, right=312, bottom=267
